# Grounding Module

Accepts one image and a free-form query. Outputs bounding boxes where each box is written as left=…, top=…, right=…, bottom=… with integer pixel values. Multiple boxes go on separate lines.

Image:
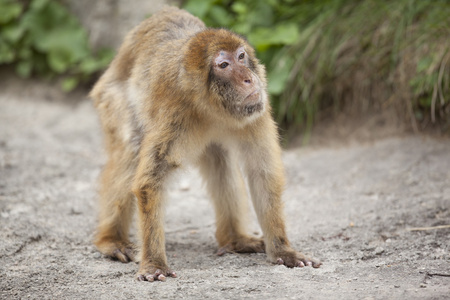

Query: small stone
left=375, top=261, right=386, bottom=267
left=356, top=251, right=364, bottom=259
left=374, top=247, right=384, bottom=255
left=93, top=252, right=102, bottom=259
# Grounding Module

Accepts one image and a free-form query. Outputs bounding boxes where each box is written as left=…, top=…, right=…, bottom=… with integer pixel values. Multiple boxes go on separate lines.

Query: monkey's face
left=209, top=46, right=266, bottom=121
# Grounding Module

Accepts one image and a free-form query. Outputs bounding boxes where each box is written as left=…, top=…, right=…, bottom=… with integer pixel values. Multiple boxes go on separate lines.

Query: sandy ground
left=0, top=81, right=449, bottom=299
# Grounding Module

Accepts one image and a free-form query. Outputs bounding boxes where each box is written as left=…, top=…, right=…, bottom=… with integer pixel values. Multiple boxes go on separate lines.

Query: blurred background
left=1, top=0, right=449, bottom=143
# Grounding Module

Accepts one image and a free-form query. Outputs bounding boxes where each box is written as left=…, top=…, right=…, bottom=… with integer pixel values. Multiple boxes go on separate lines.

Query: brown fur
left=90, top=7, right=320, bottom=282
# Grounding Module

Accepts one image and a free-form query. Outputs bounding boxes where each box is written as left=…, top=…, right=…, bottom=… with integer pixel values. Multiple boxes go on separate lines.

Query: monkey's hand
left=136, top=263, right=177, bottom=282
left=216, top=236, right=265, bottom=256
left=273, top=249, right=321, bottom=268
left=95, top=239, right=137, bottom=263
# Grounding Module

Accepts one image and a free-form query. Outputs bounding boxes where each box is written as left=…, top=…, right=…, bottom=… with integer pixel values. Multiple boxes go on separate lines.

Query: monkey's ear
left=184, top=31, right=214, bottom=73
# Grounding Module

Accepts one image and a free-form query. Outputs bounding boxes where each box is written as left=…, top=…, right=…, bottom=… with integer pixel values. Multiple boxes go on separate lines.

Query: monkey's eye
left=238, top=53, right=245, bottom=60
left=219, top=62, right=229, bottom=69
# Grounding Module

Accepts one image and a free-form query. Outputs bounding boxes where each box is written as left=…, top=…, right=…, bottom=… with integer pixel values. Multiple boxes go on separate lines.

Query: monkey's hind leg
left=198, top=144, right=265, bottom=256
left=95, top=157, right=137, bottom=263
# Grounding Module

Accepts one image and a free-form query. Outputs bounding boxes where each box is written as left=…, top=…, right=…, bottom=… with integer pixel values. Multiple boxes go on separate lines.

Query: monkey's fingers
left=112, top=249, right=130, bottom=263
left=111, top=245, right=137, bottom=263
left=275, top=251, right=321, bottom=268
left=277, top=257, right=308, bottom=268
left=96, top=238, right=137, bottom=263
left=216, top=237, right=265, bottom=256
left=123, top=247, right=137, bottom=261
left=136, top=269, right=177, bottom=282
left=300, top=255, right=321, bottom=268
left=216, top=245, right=233, bottom=256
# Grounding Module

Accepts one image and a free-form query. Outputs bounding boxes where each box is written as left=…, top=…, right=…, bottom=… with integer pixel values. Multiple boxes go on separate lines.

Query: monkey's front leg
left=245, top=143, right=321, bottom=268
left=133, top=160, right=177, bottom=282
left=249, top=169, right=321, bottom=268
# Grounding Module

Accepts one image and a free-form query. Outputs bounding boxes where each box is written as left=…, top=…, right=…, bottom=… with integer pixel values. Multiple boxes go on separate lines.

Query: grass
left=271, top=0, right=450, bottom=140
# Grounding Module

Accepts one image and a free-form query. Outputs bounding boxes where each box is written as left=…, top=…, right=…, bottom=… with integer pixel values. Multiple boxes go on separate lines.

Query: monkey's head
left=184, top=29, right=268, bottom=124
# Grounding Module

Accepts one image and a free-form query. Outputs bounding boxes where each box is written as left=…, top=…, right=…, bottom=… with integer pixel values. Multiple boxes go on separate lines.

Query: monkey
left=90, top=6, right=321, bottom=282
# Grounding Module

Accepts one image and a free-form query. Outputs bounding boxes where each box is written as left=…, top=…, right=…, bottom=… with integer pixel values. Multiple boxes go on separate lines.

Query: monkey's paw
left=95, top=238, right=137, bottom=263
left=274, top=250, right=321, bottom=268
left=136, top=265, right=177, bottom=282
left=217, top=236, right=265, bottom=256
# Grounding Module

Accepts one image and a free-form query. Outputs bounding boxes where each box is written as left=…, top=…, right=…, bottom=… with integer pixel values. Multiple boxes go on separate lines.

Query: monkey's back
left=90, top=7, right=207, bottom=156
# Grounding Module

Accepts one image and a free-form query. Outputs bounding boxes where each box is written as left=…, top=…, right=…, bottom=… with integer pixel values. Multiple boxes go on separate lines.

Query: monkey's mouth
left=242, top=89, right=263, bottom=115
left=243, top=89, right=261, bottom=104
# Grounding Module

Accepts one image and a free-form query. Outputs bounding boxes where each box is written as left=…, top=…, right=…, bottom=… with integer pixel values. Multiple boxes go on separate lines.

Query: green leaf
left=47, top=49, right=71, bottom=73
left=274, top=23, right=300, bottom=45
left=31, top=53, right=49, bottom=74
left=79, top=57, right=103, bottom=74
left=0, top=2, right=22, bottom=24
left=34, top=26, right=90, bottom=64
left=248, top=23, right=300, bottom=51
left=268, top=56, right=293, bottom=95
left=209, top=5, right=233, bottom=27
left=29, top=0, right=50, bottom=11
left=232, top=2, right=247, bottom=15
left=2, top=24, right=25, bottom=42
left=61, top=77, right=79, bottom=92
left=246, top=2, right=274, bottom=28
left=18, top=47, right=31, bottom=59
left=0, top=41, right=15, bottom=63
left=96, top=48, right=115, bottom=67
left=16, top=60, right=32, bottom=78
left=233, top=22, right=251, bottom=35
left=183, top=0, right=215, bottom=19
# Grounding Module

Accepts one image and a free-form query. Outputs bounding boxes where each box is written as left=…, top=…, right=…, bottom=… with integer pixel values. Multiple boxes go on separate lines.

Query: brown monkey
left=90, top=6, right=321, bottom=282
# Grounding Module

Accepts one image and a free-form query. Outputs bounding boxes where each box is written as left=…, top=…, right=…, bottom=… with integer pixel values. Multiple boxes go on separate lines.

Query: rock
left=374, top=247, right=384, bottom=255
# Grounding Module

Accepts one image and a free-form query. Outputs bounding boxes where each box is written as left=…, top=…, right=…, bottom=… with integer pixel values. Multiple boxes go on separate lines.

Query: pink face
left=211, top=46, right=264, bottom=118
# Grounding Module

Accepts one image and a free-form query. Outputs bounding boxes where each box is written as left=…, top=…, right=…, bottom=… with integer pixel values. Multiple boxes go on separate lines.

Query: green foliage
left=183, top=0, right=450, bottom=138
left=0, top=0, right=113, bottom=91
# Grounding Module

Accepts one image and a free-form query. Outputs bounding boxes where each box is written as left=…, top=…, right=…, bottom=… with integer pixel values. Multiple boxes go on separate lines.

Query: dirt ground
left=1, top=80, right=449, bottom=299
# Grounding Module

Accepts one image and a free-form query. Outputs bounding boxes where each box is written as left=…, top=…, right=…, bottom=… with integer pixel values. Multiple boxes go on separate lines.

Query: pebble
left=356, top=251, right=365, bottom=259
left=374, top=247, right=384, bottom=255
left=375, top=261, right=386, bottom=267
